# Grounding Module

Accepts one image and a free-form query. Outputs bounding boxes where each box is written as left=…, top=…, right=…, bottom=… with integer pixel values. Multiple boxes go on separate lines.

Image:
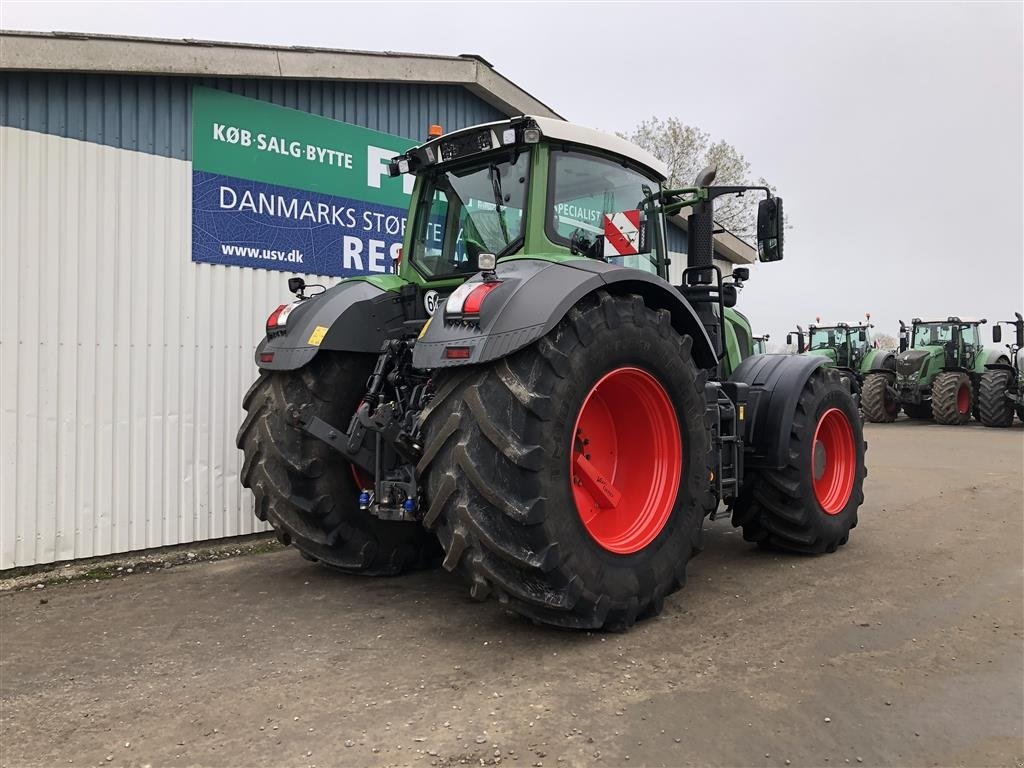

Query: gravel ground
left=1, top=420, right=1022, bottom=768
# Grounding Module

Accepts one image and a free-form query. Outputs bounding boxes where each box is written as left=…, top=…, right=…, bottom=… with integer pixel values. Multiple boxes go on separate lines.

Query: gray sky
left=4, top=1, right=1022, bottom=345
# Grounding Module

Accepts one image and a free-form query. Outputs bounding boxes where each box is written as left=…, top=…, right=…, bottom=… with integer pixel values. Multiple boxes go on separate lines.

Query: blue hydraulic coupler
left=358, top=490, right=371, bottom=510
left=403, top=497, right=416, bottom=514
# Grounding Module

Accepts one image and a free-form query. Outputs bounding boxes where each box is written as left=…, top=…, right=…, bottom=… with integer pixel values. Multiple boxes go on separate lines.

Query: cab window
left=547, top=150, right=661, bottom=274
left=411, top=152, right=529, bottom=279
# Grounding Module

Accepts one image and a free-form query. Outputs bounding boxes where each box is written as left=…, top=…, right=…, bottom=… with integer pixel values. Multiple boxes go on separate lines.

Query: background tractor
left=862, top=317, right=1009, bottom=424
left=786, top=317, right=896, bottom=416
left=977, top=313, right=1024, bottom=427
left=237, top=116, right=866, bottom=630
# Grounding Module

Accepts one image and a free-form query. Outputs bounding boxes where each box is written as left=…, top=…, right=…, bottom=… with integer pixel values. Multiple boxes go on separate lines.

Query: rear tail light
left=444, top=346, right=472, bottom=359
left=266, top=301, right=300, bottom=332
left=445, top=281, right=501, bottom=319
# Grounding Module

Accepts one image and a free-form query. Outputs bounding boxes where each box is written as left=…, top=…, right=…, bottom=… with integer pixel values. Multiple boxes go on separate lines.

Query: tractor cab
left=900, top=317, right=986, bottom=374
left=386, top=115, right=783, bottom=374
left=806, top=323, right=871, bottom=368
left=389, top=116, right=672, bottom=285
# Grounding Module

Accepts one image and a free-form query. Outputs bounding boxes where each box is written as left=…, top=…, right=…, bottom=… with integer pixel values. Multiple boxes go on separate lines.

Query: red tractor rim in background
left=811, top=407, right=856, bottom=514
left=957, top=383, right=970, bottom=414
left=570, top=367, right=682, bottom=554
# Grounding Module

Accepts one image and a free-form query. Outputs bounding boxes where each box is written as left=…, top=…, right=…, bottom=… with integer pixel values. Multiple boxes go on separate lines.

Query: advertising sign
left=191, top=86, right=415, bottom=277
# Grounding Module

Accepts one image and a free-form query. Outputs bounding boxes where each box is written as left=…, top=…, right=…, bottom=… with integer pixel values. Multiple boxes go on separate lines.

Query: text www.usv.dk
left=220, top=244, right=304, bottom=263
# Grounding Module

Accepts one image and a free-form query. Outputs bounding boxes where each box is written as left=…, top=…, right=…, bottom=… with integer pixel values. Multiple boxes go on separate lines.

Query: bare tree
left=618, top=117, right=778, bottom=243
left=873, top=332, right=897, bottom=350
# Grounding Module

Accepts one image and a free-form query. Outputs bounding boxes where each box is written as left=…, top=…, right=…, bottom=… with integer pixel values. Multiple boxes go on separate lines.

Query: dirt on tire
left=978, top=368, right=1015, bottom=427
left=861, top=372, right=898, bottom=423
left=931, top=370, right=972, bottom=425
left=417, top=292, right=713, bottom=630
left=731, top=367, right=865, bottom=553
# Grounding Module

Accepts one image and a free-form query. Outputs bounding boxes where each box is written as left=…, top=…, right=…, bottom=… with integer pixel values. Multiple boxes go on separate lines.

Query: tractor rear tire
left=418, top=292, right=713, bottom=630
left=237, top=352, right=439, bottom=575
left=931, top=371, right=973, bottom=425
left=731, top=368, right=865, bottom=554
left=860, top=373, right=898, bottom=423
left=977, top=369, right=1014, bottom=427
left=902, top=401, right=932, bottom=419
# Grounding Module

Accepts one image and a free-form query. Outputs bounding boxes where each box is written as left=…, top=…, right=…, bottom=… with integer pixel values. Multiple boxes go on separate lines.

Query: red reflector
left=444, top=346, right=472, bottom=360
left=259, top=353, right=275, bottom=363
left=266, top=303, right=289, bottom=329
left=463, top=281, right=501, bottom=315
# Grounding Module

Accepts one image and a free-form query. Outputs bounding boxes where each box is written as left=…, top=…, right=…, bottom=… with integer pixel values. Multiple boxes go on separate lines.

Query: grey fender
left=866, top=351, right=896, bottom=372
left=979, top=349, right=1011, bottom=369
left=729, top=353, right=829, bottom=471
left=255, top=279, right=407, bottom=370
left=411, top=258, right=717, bottom=370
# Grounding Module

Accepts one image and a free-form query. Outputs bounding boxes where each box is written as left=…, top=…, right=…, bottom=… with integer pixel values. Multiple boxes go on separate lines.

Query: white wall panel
left=0, top=127, right=340, bottom=568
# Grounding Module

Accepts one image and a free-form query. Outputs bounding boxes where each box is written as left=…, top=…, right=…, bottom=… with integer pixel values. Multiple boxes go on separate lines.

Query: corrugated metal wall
left=0, top=73, right=509, bottom=569
left=0, top=126, right=300, bottom=567
left=0, top=73, right=505, bottom=159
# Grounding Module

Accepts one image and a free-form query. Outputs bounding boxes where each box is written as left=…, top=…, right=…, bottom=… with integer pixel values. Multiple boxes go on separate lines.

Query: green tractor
left=787, top=316, right=896, bottom=413
left=751, top=334, right=770, bottom=356
left=863, top=317, right=1009, bottom=424
left=977, top=313, right=1024, bottom=427
left=237, top=116, right=866, bottom=630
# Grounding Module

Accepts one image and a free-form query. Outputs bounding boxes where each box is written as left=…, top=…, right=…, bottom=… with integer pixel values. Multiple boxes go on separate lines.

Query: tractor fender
left=984, top=361, right=1015, bottom=373
left=729, top=353, right=829, bottom=471
left=862, top=348, right=896, bottom=373
left=977, top=349, right=1011, bottom=371
left=412, top=258, right=717, bottom=370
left=254, top=279, right=407, bottom=370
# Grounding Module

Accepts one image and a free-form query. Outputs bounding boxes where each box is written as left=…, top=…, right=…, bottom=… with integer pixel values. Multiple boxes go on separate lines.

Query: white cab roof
left=432, top=116, right=669, bottom=180
left=531, top=117, right=669, bottom=180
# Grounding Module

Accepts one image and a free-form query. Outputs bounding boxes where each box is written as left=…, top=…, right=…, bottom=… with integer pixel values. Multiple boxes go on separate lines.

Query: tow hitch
left=289, top=338, right=429, bottom=523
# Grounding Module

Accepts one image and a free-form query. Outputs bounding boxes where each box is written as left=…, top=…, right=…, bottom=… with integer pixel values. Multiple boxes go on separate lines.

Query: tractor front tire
left=977, top=369, right=1014, bottom=428
left=860, top=373, right=898, bottom=423
left=931, top=371, right=973, bottom=425
left=237, top=352, right=439, bottom=575
left=418, top=292, right=712, bottom=630
left=732, top=368, right=865, bottom=554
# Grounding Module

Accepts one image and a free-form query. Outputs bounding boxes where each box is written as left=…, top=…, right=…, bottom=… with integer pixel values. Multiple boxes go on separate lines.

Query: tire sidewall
left=538, top=320, right=707, bottom=600
left=800, top=379, right=864, bottom=537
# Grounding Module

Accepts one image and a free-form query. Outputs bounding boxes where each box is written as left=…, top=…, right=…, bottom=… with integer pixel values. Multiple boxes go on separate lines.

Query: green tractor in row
left=237, top=116, right=866, bottom=630
left=787, top=316, right=895, bottom=410
left=862, top=317, right=1010, bottom=425
left=751, top=334, right=770, bottom=355
left=977, top=313, right=1024, bottom=427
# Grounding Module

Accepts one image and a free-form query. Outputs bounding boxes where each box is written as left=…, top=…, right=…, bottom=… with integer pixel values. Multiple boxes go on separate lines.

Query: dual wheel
left=238, top=293, right=865, bottom=630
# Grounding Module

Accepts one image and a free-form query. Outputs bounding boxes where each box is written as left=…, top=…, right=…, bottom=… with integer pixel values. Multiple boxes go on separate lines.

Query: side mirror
left=732, top=266, right=750, bottom=281
left=786, top=333, right=793, bottom=346
left=993, top=325, right=1002, bottom=343
left=858, top=330, right=867, bottom=342
left=722, top=282, right=738, bottom=308
left=756, top=197, right=784, bottom=262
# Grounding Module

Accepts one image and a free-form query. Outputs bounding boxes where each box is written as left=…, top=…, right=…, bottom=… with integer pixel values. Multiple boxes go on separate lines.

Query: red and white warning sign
left=603, top=210, right=643, bottom=258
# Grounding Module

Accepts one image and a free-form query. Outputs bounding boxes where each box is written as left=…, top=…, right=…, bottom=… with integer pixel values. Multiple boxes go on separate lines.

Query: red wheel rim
left=570, top=367, right=682, bottom=554
left=811, top=408, right=856, bottom=515
left=956, top=383, right=970, bottom=415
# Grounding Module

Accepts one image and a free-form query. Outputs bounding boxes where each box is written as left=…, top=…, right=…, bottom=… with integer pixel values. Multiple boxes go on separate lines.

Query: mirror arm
left=706, top=185, right=773, bottom=202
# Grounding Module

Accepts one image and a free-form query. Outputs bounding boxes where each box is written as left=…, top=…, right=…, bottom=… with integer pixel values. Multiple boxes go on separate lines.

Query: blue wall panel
left=0, top=72, right=506, bottom=160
